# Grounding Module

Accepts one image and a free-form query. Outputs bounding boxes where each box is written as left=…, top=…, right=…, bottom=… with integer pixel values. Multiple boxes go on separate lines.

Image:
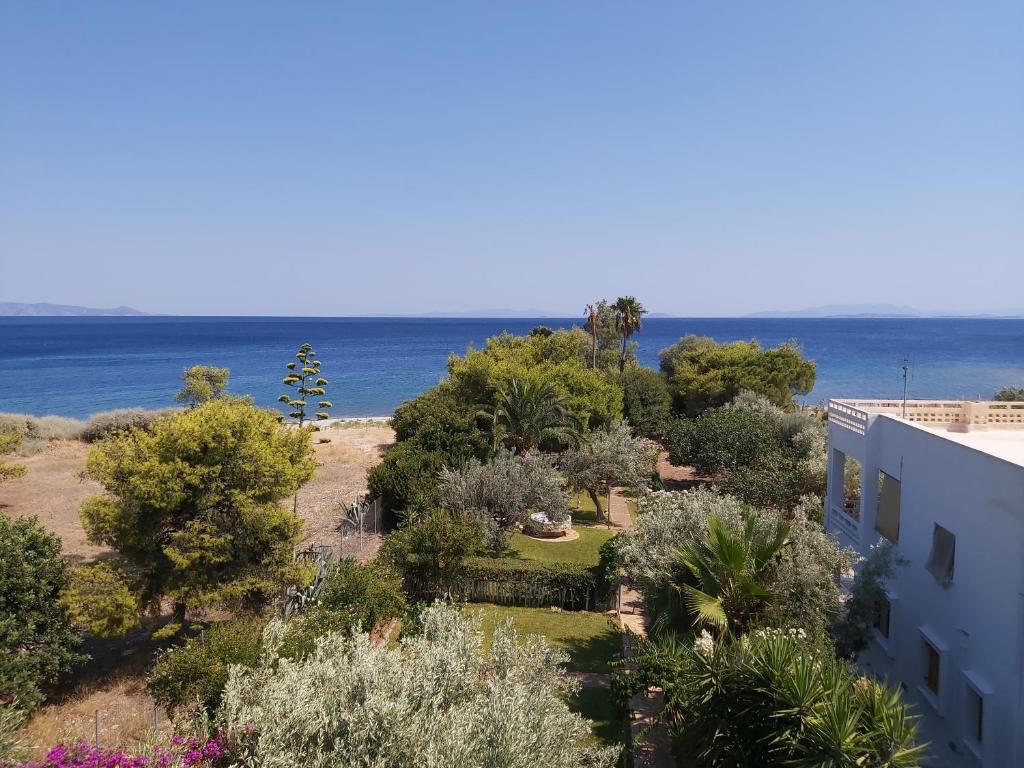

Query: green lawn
left=568, top=681, right=628, bottom=749
left=473, top=603, right=622, bottom=673
left=508, top=525, right=614, bottom=566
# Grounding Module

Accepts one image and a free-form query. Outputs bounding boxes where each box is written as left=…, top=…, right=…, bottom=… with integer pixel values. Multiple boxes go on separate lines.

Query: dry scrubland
left=0, top=418, right=395, bottom=756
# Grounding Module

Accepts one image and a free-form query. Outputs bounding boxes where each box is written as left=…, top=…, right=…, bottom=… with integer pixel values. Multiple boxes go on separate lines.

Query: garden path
left=609, top=487, right=673, bottom=768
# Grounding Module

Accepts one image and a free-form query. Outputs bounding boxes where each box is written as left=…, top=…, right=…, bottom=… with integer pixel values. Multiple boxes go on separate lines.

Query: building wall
left=826, top=414, right=1024, bottom=767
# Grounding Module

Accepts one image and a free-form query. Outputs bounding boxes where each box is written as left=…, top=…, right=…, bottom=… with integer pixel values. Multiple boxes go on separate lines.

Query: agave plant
left=480, top=378, right=580, bottom=455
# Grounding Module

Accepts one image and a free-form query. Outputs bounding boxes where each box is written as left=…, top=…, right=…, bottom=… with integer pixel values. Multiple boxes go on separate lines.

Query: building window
left=924, top=639, right=941, bottom=696
left=925, top=524, right=956, bottom=586
left=873, top=595, right=891, bottom=639
left=966, top=686, right=984, bottom=745
left=874, top=471, right=900, bottom=543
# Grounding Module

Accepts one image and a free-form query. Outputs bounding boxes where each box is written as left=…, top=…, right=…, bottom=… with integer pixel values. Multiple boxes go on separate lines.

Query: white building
left=825, top=399, right=1024, bottom=768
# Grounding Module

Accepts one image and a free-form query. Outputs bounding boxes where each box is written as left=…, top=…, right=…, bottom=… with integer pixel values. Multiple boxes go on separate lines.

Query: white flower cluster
left=693, top=629, right=715, bottom=656
left=220, top=602, right=620, bottom=768
left=752, top=627, right=808, bottom=641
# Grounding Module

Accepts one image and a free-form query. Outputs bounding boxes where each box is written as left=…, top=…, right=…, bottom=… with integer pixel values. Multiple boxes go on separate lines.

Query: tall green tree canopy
left=447, top=330, right=623, bottom=431
left=80, top=398, right=315, bottom=623
left=174, top=364, right=230, bottom=406
left=994, top=386, right=1024, bottom=401
left=659, top=335, right=815, bottom=415
left=0, top=516, right=83, bottom=711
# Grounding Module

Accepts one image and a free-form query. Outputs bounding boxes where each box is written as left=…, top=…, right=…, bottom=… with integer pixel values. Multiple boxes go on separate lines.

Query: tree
left=80, top=398, right=315, bottom=626
left=673, top=515, right=790, bottom=635
left=616, top=629, right=924, bottom=767
left=994, top=386, right=1024, bottom=401
left=60, top=562, right=139, bottom=638
left=279, top=343, right=331, bottom=426
left=439, top=449, right=568, bottom=553
left=221, top=603, right=620, bottom=768
left=612, top=296, right=646, bottom=372
left=620, top=366, right=672, bottom=438
left=0, top=516, right=83, bottom=711
left=559, top=421, right=658, bottom=522
left=481, top=378, right=580, bottom=455
left=665, top=407, right=780, bottom=475
left=174, top=364, right=229, bottom=406
left=659, top=335, right=815, bottom=415
left=0, top=427, right=25, bottom=484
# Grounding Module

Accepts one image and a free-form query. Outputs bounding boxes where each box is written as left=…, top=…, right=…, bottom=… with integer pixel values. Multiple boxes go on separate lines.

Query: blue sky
left=2, top=2, right=1022, bottom=316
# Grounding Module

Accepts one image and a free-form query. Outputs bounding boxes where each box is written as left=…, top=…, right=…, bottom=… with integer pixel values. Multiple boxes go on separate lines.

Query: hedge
left=406, top=556, right=616, bottom=612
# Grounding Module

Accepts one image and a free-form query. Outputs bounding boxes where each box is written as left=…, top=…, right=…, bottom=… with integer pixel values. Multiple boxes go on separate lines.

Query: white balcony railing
left=829, top=399, right=1024, bottom=434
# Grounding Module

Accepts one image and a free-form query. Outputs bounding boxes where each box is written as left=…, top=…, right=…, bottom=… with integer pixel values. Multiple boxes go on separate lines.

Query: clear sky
left=2, top=2, right=1022, bottom=316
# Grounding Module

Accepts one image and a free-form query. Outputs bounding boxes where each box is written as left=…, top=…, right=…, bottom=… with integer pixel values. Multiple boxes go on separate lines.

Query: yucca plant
left=615, top=629, right=926, bottom=767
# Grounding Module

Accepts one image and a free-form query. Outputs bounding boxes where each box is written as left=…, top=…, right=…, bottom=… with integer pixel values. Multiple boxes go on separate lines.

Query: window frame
left=962, top=670, right=993, bottom=761
left=917, top=626, right=949, bottom=714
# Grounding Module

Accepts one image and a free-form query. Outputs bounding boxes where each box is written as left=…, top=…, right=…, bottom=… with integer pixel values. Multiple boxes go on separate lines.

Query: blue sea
left=0, top=317, right=1022, bottom=419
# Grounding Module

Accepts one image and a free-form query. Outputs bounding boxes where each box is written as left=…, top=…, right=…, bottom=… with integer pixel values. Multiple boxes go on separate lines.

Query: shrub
left=367, top=441, right=451, bottom=525
left=80, top=408, right=174, bottom=442
left=665, top=408, right=780, bottom=475
left=615, top=490, right=851, bottom=638
left=147, top=616, right=265, bottom=716
left=615, top=629, right=924, bottom=766
left=0, top=413, right=87, bottom=442
left=620, top=366, right=672, bottom=438
left=0, top=516, right=83, bottom=711
left=0, top=700, right=27, bottom=766
left=439, top=449, right=569, bottom=546
left=377, top=509, right=484, bottom=597
left=221, top=603, right=620, bottom=767
left=16, top=733, right=232, bottom=767
left=280, top=560, right=406, bottom=659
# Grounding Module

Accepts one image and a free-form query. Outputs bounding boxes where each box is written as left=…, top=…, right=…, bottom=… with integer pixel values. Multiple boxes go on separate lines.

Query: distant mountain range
left=0, top=302, right=148, bottom=317
left=748, top=303, right=1024, bottom=319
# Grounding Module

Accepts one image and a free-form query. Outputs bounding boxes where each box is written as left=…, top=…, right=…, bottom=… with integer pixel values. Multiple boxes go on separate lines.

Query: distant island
left=0, top=302, right=148, bottom=317
left=748, top=303, right=1024, bottom=319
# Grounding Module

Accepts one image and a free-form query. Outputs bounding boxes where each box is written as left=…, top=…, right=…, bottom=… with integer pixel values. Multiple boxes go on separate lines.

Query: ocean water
left=0, top=316, right=1022, bottom=419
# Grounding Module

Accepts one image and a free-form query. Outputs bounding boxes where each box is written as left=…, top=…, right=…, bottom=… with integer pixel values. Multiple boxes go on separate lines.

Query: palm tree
left=673, top=515, right=790, bottom=634
left=612, top=296, right=646, bottom=372
left=480, top=378, right=580, bottom=456
left=583, top=301, right=605, bottom=369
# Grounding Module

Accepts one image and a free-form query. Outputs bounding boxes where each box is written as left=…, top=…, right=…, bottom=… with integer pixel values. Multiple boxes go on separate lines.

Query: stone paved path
left=608, top=488, right=674, bottom=768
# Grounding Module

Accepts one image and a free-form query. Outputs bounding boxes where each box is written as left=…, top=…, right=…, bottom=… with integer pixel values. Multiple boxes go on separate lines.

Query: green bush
left=620, top=366, right=672, bottom=438
left=367, top=442, right=452, bottom=525
left=665, top=408, right=780, bottom=475
left=147, top=615, right=265, bottom=716
left=995, top=386, right=1024, bottom=401
left=447, top=557, right=611, bottom=611
left=280, top=560, right=406, bottom=659
left=378, top=509, right=484, bottom=595
left=80, top=407, right=174, bottom=442
left=0, top=516, right=83, bottom=711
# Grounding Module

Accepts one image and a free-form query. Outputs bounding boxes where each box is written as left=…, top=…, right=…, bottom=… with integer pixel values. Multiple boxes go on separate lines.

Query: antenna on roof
left=901, top=355, right=911, bottom=418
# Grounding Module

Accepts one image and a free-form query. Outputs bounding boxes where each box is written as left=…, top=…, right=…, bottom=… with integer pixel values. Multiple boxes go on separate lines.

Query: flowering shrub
left=14, top=733, right=229, bottom=768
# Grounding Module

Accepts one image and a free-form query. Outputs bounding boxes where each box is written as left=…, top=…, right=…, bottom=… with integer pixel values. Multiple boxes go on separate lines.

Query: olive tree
left=559, top=421, right=658, bottom=521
